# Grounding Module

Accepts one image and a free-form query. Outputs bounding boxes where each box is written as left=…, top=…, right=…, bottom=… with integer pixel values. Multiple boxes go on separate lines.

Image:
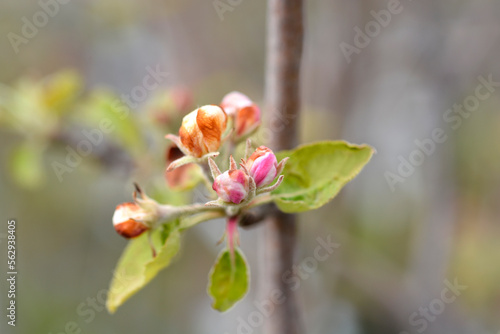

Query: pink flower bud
left=220, top=91, right=261, bottom=138
left=179, top=105, right=227, bottom=157
left=213, top=169, right=250, bottom=204
left=220, top=91, right=253, bottom=115
left=246, top=146, right=278, bottom=187
left=112, top=203, right=151, bottom=239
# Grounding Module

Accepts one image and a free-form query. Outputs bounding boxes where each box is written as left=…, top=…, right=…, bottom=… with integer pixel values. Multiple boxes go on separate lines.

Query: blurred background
left=1, top=0, right=499, bottom=333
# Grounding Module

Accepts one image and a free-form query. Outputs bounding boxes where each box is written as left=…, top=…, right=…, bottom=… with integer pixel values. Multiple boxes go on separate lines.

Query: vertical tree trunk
left=259, top=0, right=304, bottom=333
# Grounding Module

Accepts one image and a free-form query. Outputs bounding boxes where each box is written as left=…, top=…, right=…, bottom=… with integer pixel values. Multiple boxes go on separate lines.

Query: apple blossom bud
left=213, top=169, right=250, bottom=204
left=179, top=105, right=227, bottom=158
left=112, top=203, right=151, bottom=239
left=246, top=146, right=278, bottom=187
left=220, top=91, right=261, bottom=138
left=235, top=105, right=260, bottom=137
left=220, top=91, right=253, bottom=116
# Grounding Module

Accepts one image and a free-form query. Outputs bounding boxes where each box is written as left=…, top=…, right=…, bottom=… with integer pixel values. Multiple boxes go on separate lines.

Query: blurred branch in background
left=259, top=0, right=303, bottom=333
left=0, top=69, right=193, bottom=190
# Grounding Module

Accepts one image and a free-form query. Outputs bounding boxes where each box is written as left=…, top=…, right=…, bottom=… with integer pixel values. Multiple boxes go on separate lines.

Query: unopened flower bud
left=220, top=91, right=253, bottom=116
left=246, top=146, right=278, bottom=187
left=178, top=105, right=227, bottom=158
left=213, top=169, right=250, bottom=204
left=112, top=203, right=153, bottom=239
left=220, top=91, right=260, bottom=138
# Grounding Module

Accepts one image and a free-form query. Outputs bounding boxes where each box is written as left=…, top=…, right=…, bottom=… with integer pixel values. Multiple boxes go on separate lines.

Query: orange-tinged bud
left=220, top=91, right=260, bottom=138
left=220, top=91, right=253, bottom=116
left=112, top=203, right=151, bottom=239
left=235, top=104, right=260, bottom=137
left=179, top=105, right=227, bottom=158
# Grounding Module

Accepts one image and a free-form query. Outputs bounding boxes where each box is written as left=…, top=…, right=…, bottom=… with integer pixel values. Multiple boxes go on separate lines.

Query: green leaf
left=106, top=225, right=181, bottom=313
left=272, top=141, right=374, bottom=213
left=208, top=248, right=249, bottom=312
left=42, top=69, right=82, bottom=114
left=80, top=90, right=146, bottom=157
left=9, top=142, right=45, bottom=189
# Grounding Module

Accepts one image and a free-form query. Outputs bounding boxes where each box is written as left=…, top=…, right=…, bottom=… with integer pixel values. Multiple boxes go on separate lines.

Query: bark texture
left=259, top=0, right=304, bottom=333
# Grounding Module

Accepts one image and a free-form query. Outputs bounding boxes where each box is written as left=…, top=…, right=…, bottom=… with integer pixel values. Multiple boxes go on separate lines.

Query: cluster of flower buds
left=205, top=141, right=288, bottom=262
left=206, top=141, right=288, bottom=210
left=115, top=92, right=288, bottom=261
left=164, top=92, right=261, bottom=172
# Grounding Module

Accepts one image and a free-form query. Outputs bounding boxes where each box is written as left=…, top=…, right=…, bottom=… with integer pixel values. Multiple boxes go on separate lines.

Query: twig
left=259, top=0, right=304, bottom=333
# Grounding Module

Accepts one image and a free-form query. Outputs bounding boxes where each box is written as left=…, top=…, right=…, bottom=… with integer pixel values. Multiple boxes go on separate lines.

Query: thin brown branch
left=259, top=0, right=304, bottom=333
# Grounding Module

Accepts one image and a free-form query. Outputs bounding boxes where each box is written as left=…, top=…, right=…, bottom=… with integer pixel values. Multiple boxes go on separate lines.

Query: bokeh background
left=1, top=0, right=500, bottom=333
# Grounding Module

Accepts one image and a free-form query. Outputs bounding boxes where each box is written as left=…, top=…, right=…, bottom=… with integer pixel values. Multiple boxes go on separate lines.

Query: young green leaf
left=9, top=142, right=45, bottom=189
left=208, top=248, right=249, bottom=312
left=42, top=69, right=82, bottom=114
left=272, top=141, right=374, bottom=213
left=79, top=91, right=146, bottom=157
left=106, top=225, right=181, bottom=313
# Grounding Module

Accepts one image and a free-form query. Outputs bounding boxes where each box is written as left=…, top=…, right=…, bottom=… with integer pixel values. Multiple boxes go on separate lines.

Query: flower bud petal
left=220, top=92, right=261, bottom=138
left=196, top=105, right=227, bottom=152
left=113, top=203, right=150, bottom=239
left=236, top=104, right=261, bottom=137
left=247, top=146, right=278, bottom=187
left=220, top=91, right=253, bottom=116
left=213, top=169, right=250, bottom=204
left=179, top=110, right=204, bottom=157
left=179, top=105, right=227, bottom=157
